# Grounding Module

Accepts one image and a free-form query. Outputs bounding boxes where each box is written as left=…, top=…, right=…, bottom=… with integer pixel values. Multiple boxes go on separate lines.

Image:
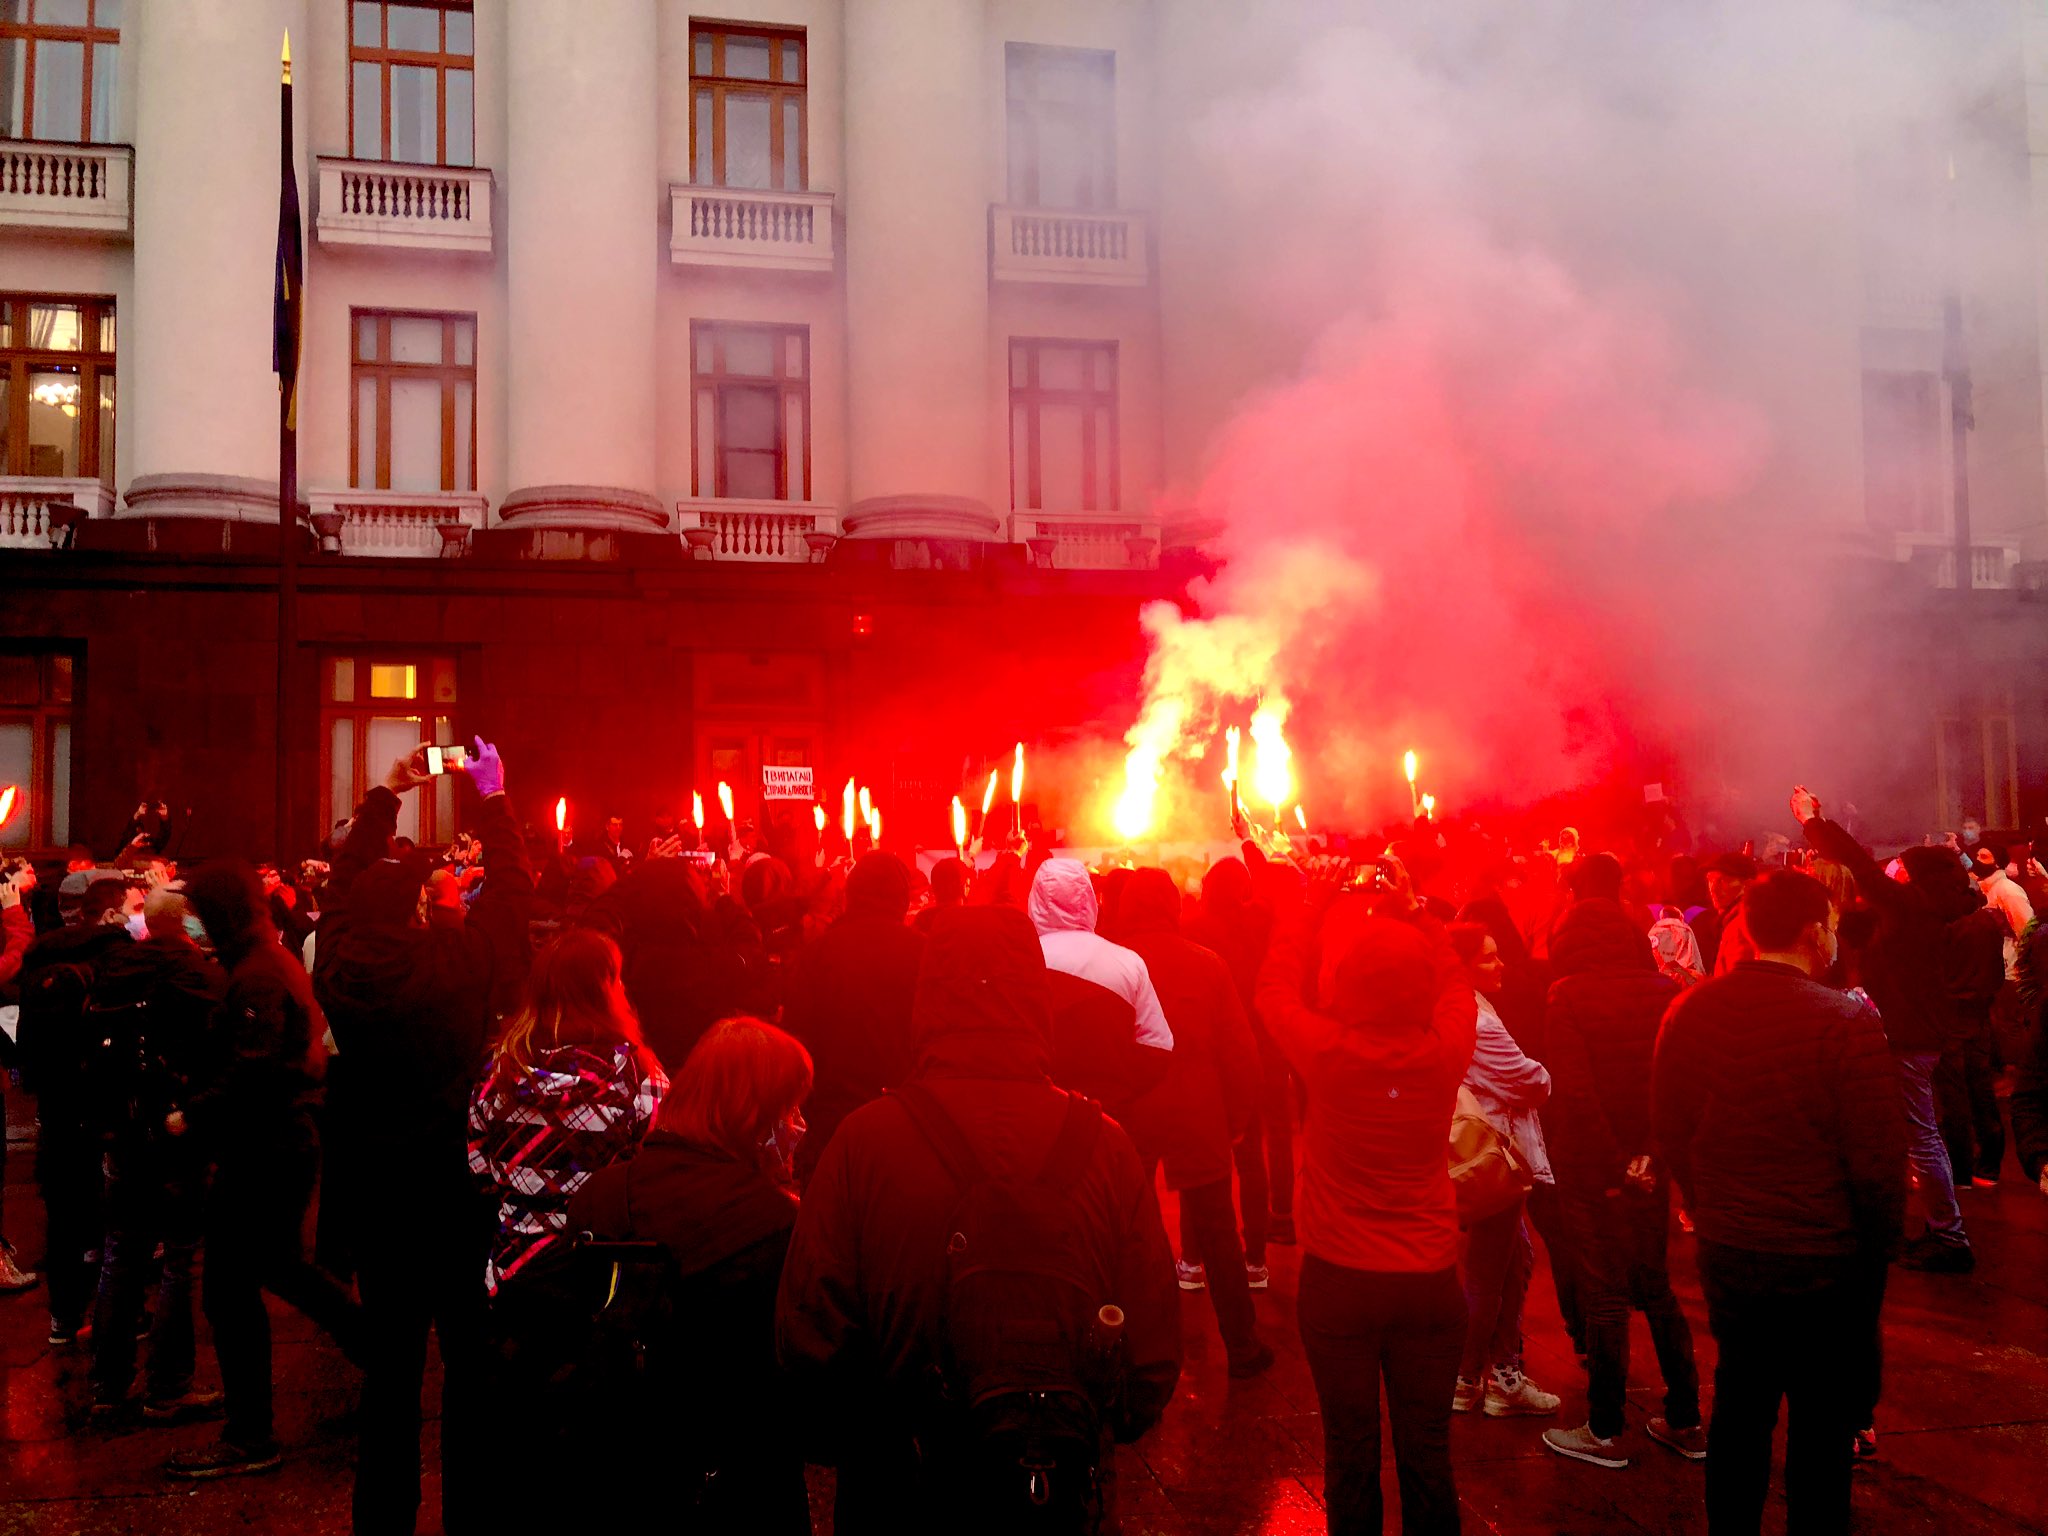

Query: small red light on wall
left=851, top=613, right=873, bottom=637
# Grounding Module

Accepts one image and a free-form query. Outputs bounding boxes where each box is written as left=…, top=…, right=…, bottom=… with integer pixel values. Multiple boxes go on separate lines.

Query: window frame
left=348, top=308, right=477, bottom=494
left=0, top=292, right=115, bottom=484
left=0, top=0, right=122, bottom=146
left=689, top=320, right=811, bottom=502
left=1936, top=694, right=2019, bottom=831
left=347, top=0, right=475, bottom=168
left=1008, top=336, right=1119, bottom=513
left=688, top=21, right=808, bottom=191
left=1004, top=42, right=1116, bottom=211
left=319, top=650, right=461, bottom=846
left=0, top=649, right=75, bottom=856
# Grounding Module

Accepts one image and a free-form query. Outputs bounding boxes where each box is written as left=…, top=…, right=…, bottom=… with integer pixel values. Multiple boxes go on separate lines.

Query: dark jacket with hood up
left=776, top=907, right=1181, bottom=1518
left=1541, top=898, right=1679, bottom=1191
left=781, top=852, right=925, bottom=1183
left=313, top=784, right=535, bottom=1181
left=1118, top=869, right=1260, bottom=1190
left=1802, top=816, right=1983, bottom=1052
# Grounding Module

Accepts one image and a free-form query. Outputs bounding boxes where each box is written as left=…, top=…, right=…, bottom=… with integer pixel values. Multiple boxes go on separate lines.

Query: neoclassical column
left=839, top=0, right=999, bottom=543
left=498, top=0, right=665, bottom=534
left=123, top=0, right=307, bottom=521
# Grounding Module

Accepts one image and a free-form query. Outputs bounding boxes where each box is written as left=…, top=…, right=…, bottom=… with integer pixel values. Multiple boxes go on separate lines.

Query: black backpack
left=893, top=1083, right=1112, bottom=1535
left=15, top=958, right=97, bottom=1101
left=80, top=985, right=176, bottom=1137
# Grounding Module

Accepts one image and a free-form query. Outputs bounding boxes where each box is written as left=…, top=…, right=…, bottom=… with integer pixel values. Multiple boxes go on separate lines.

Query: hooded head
left=184, top=859, right=274, bottom=964
left=1200, top=856, right=1254, bottom=917
left=1027, top=857, right=1100, bottom=937
left=350, top=850, right=436, bottom=931
left=1318, top=913, right=1439, bottom=1035
left=1550, top=897, right=1655, bottom=979
left=1899, top=845, right=1981, bottom=918
left=844, top=851, right=911, bottom=923
left=1119, top=867, right=1181, bottom=936
left=912, top=906, right=1052, bottom=1076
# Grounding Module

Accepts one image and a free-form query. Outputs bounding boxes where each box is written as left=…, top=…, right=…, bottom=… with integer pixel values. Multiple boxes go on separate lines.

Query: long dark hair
left=485, top=927, right=655, bottom=1084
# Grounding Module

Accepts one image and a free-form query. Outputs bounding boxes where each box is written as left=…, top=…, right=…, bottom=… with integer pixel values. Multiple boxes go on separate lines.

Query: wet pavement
left=4, top=1098, right=2047, bottom=1535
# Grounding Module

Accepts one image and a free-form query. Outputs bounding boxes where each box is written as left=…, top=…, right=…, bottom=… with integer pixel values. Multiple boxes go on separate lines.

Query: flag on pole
left=274, top=32, right=303, bottom=430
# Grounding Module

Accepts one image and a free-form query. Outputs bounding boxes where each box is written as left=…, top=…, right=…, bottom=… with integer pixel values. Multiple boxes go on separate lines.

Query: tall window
left=0, top=294, right=114, bottom=484
left=1862, top=369, right=1942, bottom=534
left=1010, top=339, right=1117, bottom=512
left=321, top=653, right=459, bottom=843
left=1938, top=696, right=2018, bottom=830
left=691, top=322, right=810, bottom=501
left=0, top=0, right=121, bottom=145
left=351, top=311, right=475, bottom=494
left=349, top=1, right=474, bottom=166
left=0, top=650, right=73, bottom=853
left=689, top=22, right=806, bottom=191
left=1005, top=44, right=1114, bottom=209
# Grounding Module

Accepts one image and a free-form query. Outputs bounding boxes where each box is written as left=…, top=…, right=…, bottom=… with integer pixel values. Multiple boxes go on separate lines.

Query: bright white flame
left=717, top=782, right=734, bottom=822
left=1404, top=749, right=1419, bottom=786
left=951, top=795, right=968, bottom=850
left=842, top=778, right=857, bottom=842
left=812, top=804, right=827, bottom=833
left=1011, top=742, right=1025, bottom=803
left=0, top=784, right=18, bottom=828
left=1221, top=724, right=1241, bottom=789
left=1114, top=742, right=1164, bottom=842
left=554, top=796, right=567, bottom=834
left=981, top=769, right=999, bottom=817
left=1249, top=700, right=1294, bottom=815
left=692, top=792, right=704, bottom=830
left=858, top=785, right=872, bottom=822
left=1421, top=793, right=1437, bottom=818
left=1294, top=804, right=1308, bottom=831
left=868, top=807, right=883, bottom=844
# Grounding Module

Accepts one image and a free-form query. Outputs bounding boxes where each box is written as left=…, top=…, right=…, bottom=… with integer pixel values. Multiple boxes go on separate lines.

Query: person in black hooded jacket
left=780, top=851, right=924, bottom=1184
left=568, top=1015, right=813, bottom=1535
left=313, top=739, right=533, bottom=1536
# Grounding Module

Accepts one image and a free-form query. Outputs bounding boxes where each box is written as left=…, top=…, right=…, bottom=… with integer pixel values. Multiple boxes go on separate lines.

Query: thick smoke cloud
left=1124, top=0, right=2028, bottom=841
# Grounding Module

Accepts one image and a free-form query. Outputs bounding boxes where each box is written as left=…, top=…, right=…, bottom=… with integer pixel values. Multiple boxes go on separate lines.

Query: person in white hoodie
left=1027, top=859, right=1175, bottom=1057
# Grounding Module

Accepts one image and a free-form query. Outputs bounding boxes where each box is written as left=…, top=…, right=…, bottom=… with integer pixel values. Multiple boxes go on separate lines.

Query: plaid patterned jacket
left=469, top=1040, right=667, bottom=1294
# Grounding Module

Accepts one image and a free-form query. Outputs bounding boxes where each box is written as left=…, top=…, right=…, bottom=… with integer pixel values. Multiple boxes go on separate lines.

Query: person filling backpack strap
left=892, top=1081, right=1115, bottom=1533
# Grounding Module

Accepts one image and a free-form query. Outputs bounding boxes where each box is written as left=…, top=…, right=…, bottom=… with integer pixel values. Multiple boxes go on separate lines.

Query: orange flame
left=1294, top=804, right=1308, bottom=831
left=1221, top=725, right=1241, bottom=789
left=868, top=807, right=883, bottom=844
left=554, top=796, right=567, bottom=834
left=692, top=792, right=705, bottom=830
left=813, top=804, right=827, bottom=834
left=1249, top=702, right=1294, bottom=816
left=1421, top=793, right=1437, bottom=818
left=951, top=795, right=968, bottom=851
left=0, top=784, right=17, bottom=829
left=858, top=785, right=872, bottom=823
left=981, top=769, right=999, bottom=817
left=841, top=778, right=857, bottom=843
left=1404, top=749, right=1419, bottom=785
left=1011, top=742, right=1025, bottom=803
left=717, top=781, right=734, bottom=822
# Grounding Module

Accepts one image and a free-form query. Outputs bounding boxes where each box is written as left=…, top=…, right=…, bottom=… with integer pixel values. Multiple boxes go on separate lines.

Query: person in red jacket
left=1117, top=867, right=1272, bottom=1377
left=776, top=906, right=1181, bottom=1530
left=1256, top=855, right=1477, bottom=1536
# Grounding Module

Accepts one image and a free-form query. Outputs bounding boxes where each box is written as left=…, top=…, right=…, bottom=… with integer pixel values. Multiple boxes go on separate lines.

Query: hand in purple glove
left=464, top=736, right=506, bottom=798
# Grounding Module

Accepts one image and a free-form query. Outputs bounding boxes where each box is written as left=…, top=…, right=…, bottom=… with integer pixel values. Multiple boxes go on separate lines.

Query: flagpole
left=275, top=31, right=300, bottom=860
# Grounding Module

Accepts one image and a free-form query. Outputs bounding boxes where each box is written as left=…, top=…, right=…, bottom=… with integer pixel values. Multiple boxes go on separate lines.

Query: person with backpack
left=1254, top=854, right=1475, bottom=1536
left=568, top=1015, right=813, bottom=1534
left=14, top=873, right=136, bottom=1345
left=83, top=886, right=224, bottom=1420
left=777, top=906, right=1182, bottom=1533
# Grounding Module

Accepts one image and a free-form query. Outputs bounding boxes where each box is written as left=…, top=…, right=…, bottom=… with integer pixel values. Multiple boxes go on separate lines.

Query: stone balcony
left=989, top=205, right=1148, bottom=287
left=1892, top=530, right=2023, bottom=589
left=669, top=185, right=835, bottom=273
left=676, top=499, right=839, bottom=562
left=315, top=158, right=493, bottom=255
left=0, top=141, right=131, bottom=237
left=303, top=489, right=488, bottom=557
left=1013, top=511, right=1162, bottom=570
left=0, top=477, right=114, bottom=548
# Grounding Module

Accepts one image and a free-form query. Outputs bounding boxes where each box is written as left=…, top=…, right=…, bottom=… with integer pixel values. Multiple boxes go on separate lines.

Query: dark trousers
left=1524, top=1175, right=1584, bottom=1351
left=1561, top=1179, right=1699, bottom=1439
left=1937, top=1010, right=2004, bottom=1182
left=91, top=1144, right=205, bottom=1404
left=1178, top=1133, right=1274, bottom=1268
left=35, top=1117, right=102, bottom=1329
left=1696, top=1242, right=1886, bottom=1536
left=1257, top=1030, right=1296, bottom=1223
left=1178, top=1177, right=1263, bottom=1366
left=1297, top=1255, right=1464, bottom=1536
left=205, top=1132, right=365, bottom=1450
left=352, top=1172, right=492, bottom=1536
left=1458, top=1198, right=1531, bottom=1381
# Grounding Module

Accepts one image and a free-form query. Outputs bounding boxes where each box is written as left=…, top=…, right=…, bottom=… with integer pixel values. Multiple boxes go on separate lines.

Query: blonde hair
left=488, top=927, right=654, bottom=1083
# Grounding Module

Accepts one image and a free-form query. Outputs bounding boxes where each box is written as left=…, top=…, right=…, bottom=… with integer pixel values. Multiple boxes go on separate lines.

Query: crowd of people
left=3, top=749, right=2048, bottom=1536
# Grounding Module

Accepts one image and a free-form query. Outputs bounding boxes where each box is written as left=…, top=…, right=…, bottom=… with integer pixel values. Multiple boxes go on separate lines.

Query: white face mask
left=125, top=911, right=149, bottom=940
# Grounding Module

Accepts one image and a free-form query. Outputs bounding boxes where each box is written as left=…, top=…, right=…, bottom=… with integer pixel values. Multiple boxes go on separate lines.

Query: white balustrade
left=304, top=490, right=488, bottom=557
left=0, top=141, right=131, bottom=236
left=669, top=185, right=836, bottom=272
left=676, top=500, right=839, bottom=562
left=316, top=158, right=493, bottom=254
left=990, top=205, right=1148, bottom=287
left=1892, top=530, right=2021, bottom=590
left=0, top=477, right=114, bottom=548
left=1012, top=513, right=1162, bottom=570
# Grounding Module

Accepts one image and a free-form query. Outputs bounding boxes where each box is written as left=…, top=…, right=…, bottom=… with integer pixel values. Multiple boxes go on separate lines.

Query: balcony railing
left=669, top=185, right=835, bottom=272
left=1013, top=512, right=1162, bottom=570
left=677, top=500, right=839, bottom=562
left=0, top=141, right=131, bottom=237
left=0, top=477, right=115, bottom=548
left=316, top=158, right=493, bottom=254
left=304, top=489, right=488, bottom=557
left=990, top=205, right=1148, bottom=287
left=1892, top=530, right=2022, bottom=590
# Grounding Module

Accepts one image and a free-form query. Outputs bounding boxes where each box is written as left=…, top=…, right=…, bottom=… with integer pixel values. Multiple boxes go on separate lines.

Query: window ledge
left=0, top=476, right=114, bottom=548
left=990, top=204, right=1148, bottom=287
left=315, top=158, right=493, bottom=255
left=669, top=184, right=835, bottom=273
left=305, top=489, right=488, bottom=557
left=677, top=499, right=840, bottom=562
left=1011, top=511, right=1162, bottom=570
left=0, top=141, right=131, bottom=239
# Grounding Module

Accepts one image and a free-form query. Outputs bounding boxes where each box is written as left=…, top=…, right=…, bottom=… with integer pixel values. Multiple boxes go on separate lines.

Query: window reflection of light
left=30, top=379, right=81, bottom=417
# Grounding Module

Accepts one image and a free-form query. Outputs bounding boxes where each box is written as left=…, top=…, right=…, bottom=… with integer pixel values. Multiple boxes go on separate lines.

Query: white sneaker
left=1245, top=1263, right=1270, bottom=1291
left=1452, top=1376, right=1484, bottom=1414
left=1175, top=1260, right=1207, bottom=1292
left=0, top=1241, right=37, bottom=1294
left=1484, top=1364, right=1561, bottom=1417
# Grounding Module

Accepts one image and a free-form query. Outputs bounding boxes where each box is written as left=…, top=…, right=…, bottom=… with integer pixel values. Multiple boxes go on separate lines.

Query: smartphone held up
left=424, top=744, right=469, bottom=776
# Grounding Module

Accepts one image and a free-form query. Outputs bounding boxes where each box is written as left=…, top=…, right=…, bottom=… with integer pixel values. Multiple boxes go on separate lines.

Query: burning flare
left=1421, top=793, right=1437, bottom=818
left=0, top=784, right=16, bottom=829
left=553, top=796, right=567, bottom=835
left=813, top=804, right=827, bottom=834
left=693, top=792, right=705, bottom=831
left=1249, top=700, right=1295, bottom=818
left=841, top=778, right=857, bottom=843
left=868, top=807, right=883, bottom=845
left=1404, top=750, right=1419, bottom=786
left=717, top=781, right=734, bottom=822
left=858, top=785, right=872, bottom=823
left=1011, top=742, right=1025, bottom=804
left=980, top=770, right=999, bottom=817
left=1294, top=804, right=1308, bottom=832
left=951, top=795, right=968, bottom=852
left=1221, top=725, right=1241, bottom=791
